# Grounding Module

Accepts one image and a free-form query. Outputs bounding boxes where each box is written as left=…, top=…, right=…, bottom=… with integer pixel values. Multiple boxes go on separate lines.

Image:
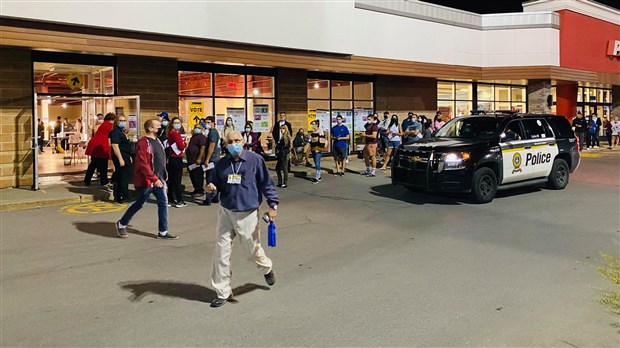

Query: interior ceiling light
left=62, top=103, right=67, bottom=108
left=313, top=82, right=320, bottom=89
left=252, top=88, right=259, bottom=96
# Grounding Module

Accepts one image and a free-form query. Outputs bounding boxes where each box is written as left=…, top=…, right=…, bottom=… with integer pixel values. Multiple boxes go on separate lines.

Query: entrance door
left=106, top=96, right=141, bottom=141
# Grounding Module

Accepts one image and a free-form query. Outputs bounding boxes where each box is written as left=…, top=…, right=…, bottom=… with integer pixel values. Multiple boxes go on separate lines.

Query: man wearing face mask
left=205, top=130, right=278, bottom=308
left=271, top=112, right=293, bottom=144
left=202, top=116, right=221, bottom=206
left=115, top=119, right=177, bottom=240
left=109, top=114, right=132, bottom=203
left=331, top=114, right=350, bottom=176
left=187, top=124, right=207, bottom=198
left=157, top=111, right=170, bottom=145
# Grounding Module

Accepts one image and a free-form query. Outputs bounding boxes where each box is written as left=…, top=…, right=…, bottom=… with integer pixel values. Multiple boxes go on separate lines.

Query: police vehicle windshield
left=434, top=117, right=500, bottom=140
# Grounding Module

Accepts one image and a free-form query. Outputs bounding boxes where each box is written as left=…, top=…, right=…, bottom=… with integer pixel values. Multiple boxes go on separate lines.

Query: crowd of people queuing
left=572, top=112, right=620, bottom=150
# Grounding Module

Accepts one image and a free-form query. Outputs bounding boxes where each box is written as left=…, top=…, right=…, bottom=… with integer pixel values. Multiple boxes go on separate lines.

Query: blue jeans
left=120, top=185, right=168, bottom=233
left=312, top=151, right=322, bottom=179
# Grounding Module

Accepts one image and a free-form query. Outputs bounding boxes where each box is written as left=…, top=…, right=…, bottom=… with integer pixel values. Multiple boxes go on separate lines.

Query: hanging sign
left=66, top=74, right=84, bottom=90
left=188, top=101, right=204, bottom=129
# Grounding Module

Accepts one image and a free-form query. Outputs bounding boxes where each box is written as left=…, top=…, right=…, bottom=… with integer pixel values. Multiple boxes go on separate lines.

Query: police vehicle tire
left=547, top=158, right=569, bottom=190
left=471, top=167, right=497, bottom=204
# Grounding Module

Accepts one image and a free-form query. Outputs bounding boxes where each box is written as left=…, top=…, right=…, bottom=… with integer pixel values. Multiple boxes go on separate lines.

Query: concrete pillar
left=276, top=68, right=307, bottom=133
left=375, top=76, right=437, bottom=116
left=527, top=79, right=552, bottom=114
left=556, top=81, right=578, bottom=120
left=0, top=48, right=34, bottom=189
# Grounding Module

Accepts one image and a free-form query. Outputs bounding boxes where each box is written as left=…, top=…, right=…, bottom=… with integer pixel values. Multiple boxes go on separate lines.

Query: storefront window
left=438, top=82, right=454, bottom=100
left=437, top=81, right=474, bottom=118
left=179, top=67, right=276, bottom=150
left=455, top=83, right=472, bottom=100
left=307, top=77, right=373, bottom=152
left=214, top=73, right=244, bottom=97
left=34, top=62, right=114, bottom=95
left=178, top=71, right=212, bottom=96
left=247, top=75, right=274, bottom=98
left=511, top=87, right=526, bottom=102
left=477, top=84, right=494, bottom=102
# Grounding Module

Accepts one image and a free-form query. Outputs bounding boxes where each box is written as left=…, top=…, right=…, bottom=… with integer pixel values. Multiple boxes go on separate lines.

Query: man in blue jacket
left=206, top=130, right=279, bottom=308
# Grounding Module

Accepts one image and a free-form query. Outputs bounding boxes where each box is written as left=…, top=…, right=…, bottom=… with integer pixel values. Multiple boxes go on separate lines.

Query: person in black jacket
left=271, top=112, right=292, bottom=144
left=572, top=112, right=587, bottom=150
left=275, top=125, right=292, bottom=188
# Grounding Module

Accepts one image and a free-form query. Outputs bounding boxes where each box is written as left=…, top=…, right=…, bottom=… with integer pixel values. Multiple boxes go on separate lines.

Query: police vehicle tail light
left=438, top=152, right=469, bottom=172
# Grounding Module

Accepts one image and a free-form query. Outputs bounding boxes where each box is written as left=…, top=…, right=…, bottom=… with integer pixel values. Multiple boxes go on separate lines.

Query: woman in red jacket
left=166, top=117, right=187, bottom=207
left=84, top=112, right=115, bottom=186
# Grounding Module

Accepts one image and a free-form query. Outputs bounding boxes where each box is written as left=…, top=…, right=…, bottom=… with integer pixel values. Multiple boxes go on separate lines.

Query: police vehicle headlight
left=438, top=152, right=470, bottom=172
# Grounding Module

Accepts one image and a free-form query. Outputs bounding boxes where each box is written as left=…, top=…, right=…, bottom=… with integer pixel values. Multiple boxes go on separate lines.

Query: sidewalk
left=0, top=156, right=373, bottom=212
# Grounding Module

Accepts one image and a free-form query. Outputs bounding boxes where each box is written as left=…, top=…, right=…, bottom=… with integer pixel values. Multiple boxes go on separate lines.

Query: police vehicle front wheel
left=547, top=158, right=569, bottom=190
left=471, top=167, right=497, bottom=204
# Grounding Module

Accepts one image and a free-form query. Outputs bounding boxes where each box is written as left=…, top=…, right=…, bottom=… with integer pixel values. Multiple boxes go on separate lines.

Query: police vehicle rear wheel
left=471, top=167, right=497, bottom=204
left=547, top=158, right=569, bottom=190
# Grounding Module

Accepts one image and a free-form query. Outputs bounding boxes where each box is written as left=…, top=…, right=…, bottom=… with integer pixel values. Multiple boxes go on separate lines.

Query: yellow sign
left=188, top=101, right=204, bottom=129
left=307, top=109, right=316, bottom=131
left=66, top=74, right=84, bottom=90
left=60, top=202, right=127, bottom=215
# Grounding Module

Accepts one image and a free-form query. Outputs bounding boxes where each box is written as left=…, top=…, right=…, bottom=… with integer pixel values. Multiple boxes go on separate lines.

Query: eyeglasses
left=227, top=138, right=242, bottom=144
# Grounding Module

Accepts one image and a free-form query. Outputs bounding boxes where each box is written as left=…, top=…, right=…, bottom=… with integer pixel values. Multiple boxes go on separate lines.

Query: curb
left=1, top=194, right=97, bottom=213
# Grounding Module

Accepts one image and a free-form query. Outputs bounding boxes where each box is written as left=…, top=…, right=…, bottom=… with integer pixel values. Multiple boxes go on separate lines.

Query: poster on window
left=216, top=114, right=225, bottom=128
left=252, top=104, right=270, bottom=132
left=226, top=108, right=246, bottom=131
left=354, top=108, right=373, bottom=131
left=315, top=109, right=331, bottom=131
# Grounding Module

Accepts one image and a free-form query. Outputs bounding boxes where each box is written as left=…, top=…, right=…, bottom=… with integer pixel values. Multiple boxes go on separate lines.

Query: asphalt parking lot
left=1, top=156, right=618, bottom=347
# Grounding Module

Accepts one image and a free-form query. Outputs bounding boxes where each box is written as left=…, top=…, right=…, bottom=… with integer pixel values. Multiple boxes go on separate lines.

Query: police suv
left=391, top=113, right=580, bottom=203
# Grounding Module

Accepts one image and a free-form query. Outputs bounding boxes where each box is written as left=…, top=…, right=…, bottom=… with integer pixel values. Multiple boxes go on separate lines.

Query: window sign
left=252, top=104, right=270, bottom=132
left=226, top=108, right=246, bottom=130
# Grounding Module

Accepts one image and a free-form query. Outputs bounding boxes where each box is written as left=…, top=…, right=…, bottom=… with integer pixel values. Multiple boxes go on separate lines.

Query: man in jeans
left=359, top=114, right=379, bottom=177
left=115, top=119, right=178, bottom=240
left=572, top=112, right=587, bottom=150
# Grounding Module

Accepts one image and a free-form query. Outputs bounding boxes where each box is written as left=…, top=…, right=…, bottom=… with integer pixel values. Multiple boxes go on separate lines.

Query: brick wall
left=375, top=75, right=437, bottom=117
left=116, top=56, right=178, bottom=123
left=527, top=79, right=552, bottom=114
left=276, top=68, right=307, bottom=132
left=612, top=85, right=620, bottom=119
left=0, top=48, right=33, bottom=189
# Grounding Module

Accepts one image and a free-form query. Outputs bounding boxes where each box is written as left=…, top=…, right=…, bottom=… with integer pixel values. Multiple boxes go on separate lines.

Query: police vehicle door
left=499, top=120, right=532, bottom=183
left=521, top=118, right=558, bottom=179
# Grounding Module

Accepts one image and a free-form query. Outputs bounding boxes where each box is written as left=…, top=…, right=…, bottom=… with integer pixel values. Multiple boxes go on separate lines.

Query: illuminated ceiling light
left=61, top=103, right=68, bottom=108
left=252, top=88, right=259, bottom=96
left=313, top=82, right=320, bottom=89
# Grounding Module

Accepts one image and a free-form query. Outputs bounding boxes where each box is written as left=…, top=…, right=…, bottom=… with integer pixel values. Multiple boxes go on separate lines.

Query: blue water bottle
left=267, top=221, right=276, bottom=247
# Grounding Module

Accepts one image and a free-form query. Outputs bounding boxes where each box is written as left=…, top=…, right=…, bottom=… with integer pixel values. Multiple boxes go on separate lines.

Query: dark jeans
left=276, top=152, right=290, bottom=185
left=591, top=133, right=599, bottom=147
left=189, top=165, right=204, bottom=193
left=112, top=156, right=131, bottom=202
left=84, top=156, right=109, bottom=185
left=576, top=131, right=586, bottom=150
left=203, top=164, right=219, bottom=204
left=120, top=185, right=168, bottom=233
left=585, top=132, right=592, bottom=148
left=167, top=157, right=184, bottom=203
left=606, top=133, right=612, bottom=147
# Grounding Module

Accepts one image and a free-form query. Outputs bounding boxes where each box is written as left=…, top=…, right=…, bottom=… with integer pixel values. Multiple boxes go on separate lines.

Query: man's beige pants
left=211, top=207, right=273, bottom=300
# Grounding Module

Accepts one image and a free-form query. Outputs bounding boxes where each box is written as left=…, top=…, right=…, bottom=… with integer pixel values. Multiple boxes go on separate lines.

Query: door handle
left=524, top=146, right=532, bottom=149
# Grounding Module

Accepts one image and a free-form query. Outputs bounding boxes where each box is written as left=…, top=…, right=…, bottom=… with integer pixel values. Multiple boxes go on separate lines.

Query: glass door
left=108, top=96, right=140, bottom=140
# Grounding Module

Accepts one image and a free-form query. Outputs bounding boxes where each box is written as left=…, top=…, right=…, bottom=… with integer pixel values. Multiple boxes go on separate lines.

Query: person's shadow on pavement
left=73, top=221, right=157, bottom=239
left=118, top=281, right=270, bottom=303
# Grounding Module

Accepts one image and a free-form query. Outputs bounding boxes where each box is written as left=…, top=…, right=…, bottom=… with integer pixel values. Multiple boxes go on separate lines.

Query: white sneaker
left=594, top=146, right=600, bottom=149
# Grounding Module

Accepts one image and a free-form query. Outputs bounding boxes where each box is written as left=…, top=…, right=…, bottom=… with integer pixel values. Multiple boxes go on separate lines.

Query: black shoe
left=201, top=200, right=212, bottom=206
left=116, top=220, right=127, bottom=238
left=211, top=197, right=219, bottom=204
left=264, top=270, right=275, bottom=286
left=277, top=183, right=283, bottom=188
left=210, top=296, right=230, bottom=308
left=340, top=172, right=345, bottom=176
left=174, top=201, right=188, bottom=208
left=190, top=191, right=204, bottom=198
left=157, top=233, right=178, bottom=240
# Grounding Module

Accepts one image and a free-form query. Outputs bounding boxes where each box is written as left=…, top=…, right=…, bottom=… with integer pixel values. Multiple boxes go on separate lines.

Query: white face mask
left=226, top=121, right=232, bottom=126
left=205, top=124, right=212, bottom=130
left=245, top=128, right=251, bottom=132
left=97, top=119, right=103, bottom=124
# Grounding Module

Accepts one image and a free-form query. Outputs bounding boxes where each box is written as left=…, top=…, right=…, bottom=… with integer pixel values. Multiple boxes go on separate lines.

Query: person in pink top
left=166, top=117, right=187, bottom=207
left=431, top=111, right=446, bottom=132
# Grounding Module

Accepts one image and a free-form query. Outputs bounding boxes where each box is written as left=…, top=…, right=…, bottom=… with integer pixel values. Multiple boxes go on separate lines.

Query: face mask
left=159, top=117, right=163, bottom=122
left=118, top=122, right=126, bottom=129
left=193, top=128, right=201, bottom=135
left=228, top=143, right=242, bottom=156
left=97, top=119, right=103, bottom=124
left=173, top=124, right=181, bottom=130
left=245, top=128, right=251, bottom=132
left=162, top=121, right=169, bottom=127
left=226, top=121, right=232, bottom=126
left=205, top=124, right=212, bottom=130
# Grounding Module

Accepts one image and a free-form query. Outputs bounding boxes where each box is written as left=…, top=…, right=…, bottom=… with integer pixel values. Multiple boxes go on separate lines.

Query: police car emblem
left=512, top=152, right=522, bottom=174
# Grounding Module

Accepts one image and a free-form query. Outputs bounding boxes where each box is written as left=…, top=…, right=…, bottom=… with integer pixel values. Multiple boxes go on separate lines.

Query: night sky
left=421, top=0, right=620, bottom=14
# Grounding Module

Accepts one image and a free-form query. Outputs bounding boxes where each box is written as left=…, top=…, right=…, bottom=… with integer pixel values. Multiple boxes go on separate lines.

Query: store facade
left=0, top=0, right=618, bottom=189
